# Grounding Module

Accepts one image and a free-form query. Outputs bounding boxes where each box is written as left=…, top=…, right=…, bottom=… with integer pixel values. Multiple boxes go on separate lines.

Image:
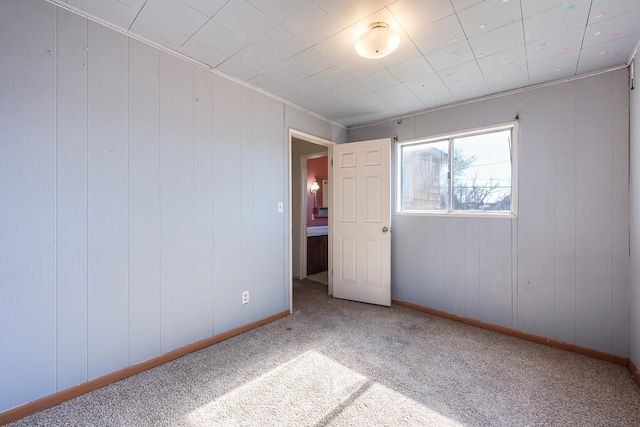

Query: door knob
left=382, top=226, right=389, bottom=233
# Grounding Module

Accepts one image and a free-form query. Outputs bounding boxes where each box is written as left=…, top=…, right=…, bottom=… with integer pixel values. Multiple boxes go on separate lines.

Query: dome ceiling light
left=354, top=22, right=400, bottom=59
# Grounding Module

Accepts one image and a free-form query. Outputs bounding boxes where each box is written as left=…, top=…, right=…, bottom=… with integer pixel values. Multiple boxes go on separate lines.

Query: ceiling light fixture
left=355, top=22, right=400, bottom=59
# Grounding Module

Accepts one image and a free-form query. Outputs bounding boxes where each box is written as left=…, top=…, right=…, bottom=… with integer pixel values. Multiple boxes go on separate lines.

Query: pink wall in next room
left=307, top=156, right=328, bottom=227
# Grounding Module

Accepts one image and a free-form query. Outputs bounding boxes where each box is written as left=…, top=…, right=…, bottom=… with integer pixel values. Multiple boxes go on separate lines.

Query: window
left=397, top=122, right=518, bottom=217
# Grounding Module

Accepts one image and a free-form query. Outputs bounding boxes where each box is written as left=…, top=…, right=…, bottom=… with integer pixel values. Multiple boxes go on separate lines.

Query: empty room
left=2, top=0, right=640, bottom=425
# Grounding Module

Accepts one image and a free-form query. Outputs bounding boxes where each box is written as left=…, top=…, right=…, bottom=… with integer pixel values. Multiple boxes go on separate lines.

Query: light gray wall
left=0, top=0, right=343, bottom=412
left=631, top=62, right=640, bottom=370
left=350, top=69, right=630, bottom=358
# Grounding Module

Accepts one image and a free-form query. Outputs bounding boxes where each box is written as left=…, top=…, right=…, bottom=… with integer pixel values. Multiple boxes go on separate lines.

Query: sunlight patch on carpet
left=184, top=350, right=462, bottom=426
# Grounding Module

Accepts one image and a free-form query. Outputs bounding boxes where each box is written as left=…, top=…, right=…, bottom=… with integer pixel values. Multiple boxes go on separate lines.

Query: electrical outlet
left=242, top=291, right=249, bottom=305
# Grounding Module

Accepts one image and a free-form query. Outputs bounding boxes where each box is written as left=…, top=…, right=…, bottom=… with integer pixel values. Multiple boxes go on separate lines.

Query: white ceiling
left=50, top=0, right=640, bottom=127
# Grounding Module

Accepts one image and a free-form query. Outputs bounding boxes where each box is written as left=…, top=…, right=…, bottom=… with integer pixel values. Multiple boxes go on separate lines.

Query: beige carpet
left=306, top=271, right=328, bottom=285
left=8, top=279, right=640, bottom=426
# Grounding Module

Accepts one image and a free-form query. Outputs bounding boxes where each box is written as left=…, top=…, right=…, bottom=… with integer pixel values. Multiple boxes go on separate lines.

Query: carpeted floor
left=8, top=279, right=640, bottom=426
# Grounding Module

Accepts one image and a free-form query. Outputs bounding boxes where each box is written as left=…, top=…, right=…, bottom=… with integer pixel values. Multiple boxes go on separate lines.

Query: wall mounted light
left=355, top=22, right=400, bottom=59
left=310, top=179, right=320, bottom=194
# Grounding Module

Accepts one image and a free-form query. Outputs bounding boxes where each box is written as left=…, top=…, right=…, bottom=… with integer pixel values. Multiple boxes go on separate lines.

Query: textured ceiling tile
left=254, top=26, right=308, bottom=62
left=588, top=0, right=640, bottom=25
left=139, top=0, right=208, bottom=36
left=415, top=86, right=456, bottom=109
left=447, top=76, right=490, bottom=100
left=403, top=73, right=446, bottom=94
left=286, top=49, right=334, bottom=77
left=527, top=50, right=579, bottom=84
left=450, top=0, right=485, bottom=13
left=130, top=14, right=190, bottom=49
left=333, top=80, right=371, bottom=99
left=374, top=83, right=414, bottom=101
left=313, top=67, right=355, bottom=88
left=468, top=22, right=525, bottom=58
left=583, top=10, right=640, bottom=48
left=410, top=15, right=467, bottom=55
left=457, top=0, right=522, bottom=39
left=191, top=20, right=249, bottom=57
left=388, top=57, right=435, bottom=82
left=179, top=39, right=227, bottom=67
left=232, top=44, right=280, bottom=73
left=298, top=89, right=347, bottom=110
left=247, top=74, right=289, bottom=93
left=213, top=0, right=274, bottom=42
left=523, top=3, right=589, bottom=43
left=388, top=0, right=455, bottom=33
left=387, top=94, right=426, bottom=115
left=341, top=57, right=386, bottom=80
left=260, top=62, right=307, bottom=85
left=68, top=0, right=139, bottom=28
left=287, top=77, right=331, bottom=97
left=281, top=2, right=342, bottom=46
left=437, top=60, right=483, bottom=84
left=216, top=58, right=260, bottom=81
left=521, top=0, right=590, bottom=19
left=524, top=28, right=584, bottom=63
left=181, top=0, right=227, bottom=17
left=377, top=34, right=424, bottom=68
left=247, top=0, right=312, bottom=23
left=118, top=0, right=146, bottom=9
left=424, top=40, right=476, bottom=71
left=358, top=69, right=401, bottom=91
left=314, top=0, right=387, bottom=29
left=577, top=35, right=639, bottom=74
left=484, top=66, right=530, bottom=92
left=477, top=46, right=527, bottom=75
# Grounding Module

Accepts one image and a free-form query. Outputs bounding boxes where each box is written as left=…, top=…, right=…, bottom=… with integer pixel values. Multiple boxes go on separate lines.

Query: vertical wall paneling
left=516, top=86, right=556, bottom=338
left=159, top=52, right=195, bottom=353
left=56, top=8, right=89, bottom=390
left=395, top=115, right=416, bottom=141
left=350, top=71, right=630, bottom=355
left=193, top=66, right=215, bottom=341
left=240, top=87, right=255, bottom=325
left=252, top=93, right=286, bottom=320
left=478, top=219, right=512, bottom=327
left=87, top=21, right=130, bottom=379
left=250, top=93, right=271, bottom=320
left=575, top=74, right=615, bottom=354
left=554, top=81, right=577, bottom=344
left=464, top=219, right=481, bottom=320
left=415, top=108, right=449, bottom=139
left=268, top=98, right=286, bottom=312
left=444, top=219, right=466, bottom=316
left=212, top=75, right=243, bottom=334
left=425, top=217, right=446, bottom=309
left=612, top=69, right=630, bottom=357
left=390, top=217, right=426, bottom=303
left=128, top=38, right=161, bottom=364
left=0, top=0, right=57, bottom=411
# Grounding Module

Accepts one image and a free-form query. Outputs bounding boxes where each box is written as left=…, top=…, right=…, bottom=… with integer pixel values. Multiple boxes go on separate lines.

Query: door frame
left=288, top=129, right=335, bottom=313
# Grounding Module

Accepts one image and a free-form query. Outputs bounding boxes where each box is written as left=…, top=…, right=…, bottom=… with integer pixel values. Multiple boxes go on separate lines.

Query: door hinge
left=331, top=158, right=333, bottom=166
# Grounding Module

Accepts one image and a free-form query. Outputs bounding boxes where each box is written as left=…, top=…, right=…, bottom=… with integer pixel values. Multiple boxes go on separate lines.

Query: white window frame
left=396, top=121, right=519, bottom=218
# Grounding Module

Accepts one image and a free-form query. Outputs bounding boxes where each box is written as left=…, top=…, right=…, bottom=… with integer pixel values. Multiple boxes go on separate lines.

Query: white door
left=331, top=138, right=391, bottom=306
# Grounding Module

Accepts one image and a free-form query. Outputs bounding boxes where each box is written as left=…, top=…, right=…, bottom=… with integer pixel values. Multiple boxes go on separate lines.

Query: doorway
left=288, top=130, right=334, bottom=313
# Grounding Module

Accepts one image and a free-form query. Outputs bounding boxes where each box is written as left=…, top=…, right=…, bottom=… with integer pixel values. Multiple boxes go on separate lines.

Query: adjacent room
left=2, top=0, right=640, bottom=424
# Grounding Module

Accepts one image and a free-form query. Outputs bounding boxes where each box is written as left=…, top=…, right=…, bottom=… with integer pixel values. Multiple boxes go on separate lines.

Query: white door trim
left=288, top=129, right=335, bottom=314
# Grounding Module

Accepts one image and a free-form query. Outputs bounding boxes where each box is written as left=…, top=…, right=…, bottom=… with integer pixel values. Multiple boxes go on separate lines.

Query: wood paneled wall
left=0, top=0, right=344, bottom=412
left=350, top=68, right=630, bottom=358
